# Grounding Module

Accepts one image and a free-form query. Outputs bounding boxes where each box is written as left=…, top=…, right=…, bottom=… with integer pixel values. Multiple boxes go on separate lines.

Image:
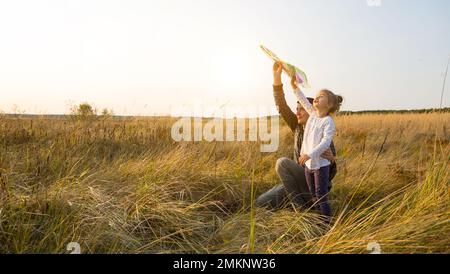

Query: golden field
left=0, top=112, right=448, bottom=254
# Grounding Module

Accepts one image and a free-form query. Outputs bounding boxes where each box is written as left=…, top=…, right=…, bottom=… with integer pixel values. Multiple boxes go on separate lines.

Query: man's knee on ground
left=275, top=157, right=291, bottom=175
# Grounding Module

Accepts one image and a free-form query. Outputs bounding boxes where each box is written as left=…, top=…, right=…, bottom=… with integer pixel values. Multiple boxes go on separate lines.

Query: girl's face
left=313, top=91, right=330, bottom=112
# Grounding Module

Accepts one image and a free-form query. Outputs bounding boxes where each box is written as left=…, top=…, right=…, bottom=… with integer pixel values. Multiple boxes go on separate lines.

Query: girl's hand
left=298, top=154, right=311, bottom=166
left=291, top=76, right=298, bottom=90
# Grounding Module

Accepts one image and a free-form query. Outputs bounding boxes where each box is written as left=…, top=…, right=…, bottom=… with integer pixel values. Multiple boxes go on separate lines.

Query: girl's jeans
left=305, top=165, right=331, bottom=218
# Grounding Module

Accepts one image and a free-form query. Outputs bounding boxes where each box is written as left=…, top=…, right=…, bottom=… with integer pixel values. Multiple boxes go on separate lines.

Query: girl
left=290, top=76, right=343, bottom=222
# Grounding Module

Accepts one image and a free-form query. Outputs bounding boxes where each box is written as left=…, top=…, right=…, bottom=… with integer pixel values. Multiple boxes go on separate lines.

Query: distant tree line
left=2, top=104, right=449, bottom=119
left=338, top=107, right=450, bottom=115
left=69, top=103, right=114, bottom=121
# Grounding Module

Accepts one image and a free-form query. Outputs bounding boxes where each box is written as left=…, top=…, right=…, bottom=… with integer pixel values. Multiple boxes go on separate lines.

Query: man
left=255, top=62, right=337, bottom=209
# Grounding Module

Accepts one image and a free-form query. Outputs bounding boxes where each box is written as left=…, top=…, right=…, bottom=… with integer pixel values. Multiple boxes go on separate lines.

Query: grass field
left=0, top=112, right=448, bottom=254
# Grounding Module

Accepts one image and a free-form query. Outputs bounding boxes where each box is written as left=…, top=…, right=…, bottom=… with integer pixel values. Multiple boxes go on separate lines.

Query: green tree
left=70, top=103, right=97, bottom=120
left=100, top=108, right=114, bottom=119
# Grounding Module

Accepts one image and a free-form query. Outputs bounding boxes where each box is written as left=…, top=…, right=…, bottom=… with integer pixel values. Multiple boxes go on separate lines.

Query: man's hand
left=291, top=76, right=298, bottom=90
left=273, top=62, right=283, bottom=86
left=273, top=62, right=283, bottom=77
left=298, top=154, right=310, bottom=166
left=321, top=149, right=336, bottom=164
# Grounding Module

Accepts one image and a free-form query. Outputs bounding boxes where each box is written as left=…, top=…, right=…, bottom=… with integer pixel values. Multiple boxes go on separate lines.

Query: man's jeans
left=256, top=157, right=313, bottom=209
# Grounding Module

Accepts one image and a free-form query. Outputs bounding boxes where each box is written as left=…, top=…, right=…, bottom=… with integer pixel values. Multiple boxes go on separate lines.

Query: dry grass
left=0, top=112, right=448, bottom=254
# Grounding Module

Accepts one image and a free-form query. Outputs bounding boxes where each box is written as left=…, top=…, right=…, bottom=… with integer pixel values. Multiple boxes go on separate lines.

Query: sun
left=208, top=48, right=253, bottom=90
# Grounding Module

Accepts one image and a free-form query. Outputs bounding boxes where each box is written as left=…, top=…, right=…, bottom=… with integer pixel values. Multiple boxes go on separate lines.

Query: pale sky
left=0, top=0, right=449, bottom=116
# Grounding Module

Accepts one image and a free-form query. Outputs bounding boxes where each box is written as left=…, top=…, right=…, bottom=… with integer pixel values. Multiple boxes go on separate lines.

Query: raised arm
left=308, top=117, right=336, bottom=159
left=273, top=85, right=298, bottom=132
left=290, top=77, right=315, bottom=115
left=273, top=62, right=298, bottom=132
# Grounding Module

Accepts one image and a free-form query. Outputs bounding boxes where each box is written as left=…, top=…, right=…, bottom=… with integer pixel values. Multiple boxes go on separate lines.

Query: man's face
left=296, top=104, right=309, bottom=125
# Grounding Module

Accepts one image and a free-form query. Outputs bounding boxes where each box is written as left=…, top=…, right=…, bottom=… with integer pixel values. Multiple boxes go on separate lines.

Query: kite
left=260, top=45, right=310, bottom=89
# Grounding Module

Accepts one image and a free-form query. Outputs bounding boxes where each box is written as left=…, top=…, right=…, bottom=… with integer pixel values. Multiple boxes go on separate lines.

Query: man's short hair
left=297, top=97, right=314, bottom=105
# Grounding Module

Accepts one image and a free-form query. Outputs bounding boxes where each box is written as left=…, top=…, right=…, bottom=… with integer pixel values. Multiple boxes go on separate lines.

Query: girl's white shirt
left=293, top=87, right=336, bottom=170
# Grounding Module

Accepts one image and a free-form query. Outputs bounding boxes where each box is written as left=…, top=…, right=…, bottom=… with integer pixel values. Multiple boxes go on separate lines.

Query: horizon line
left=2, top=107, right=449, bottom=119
